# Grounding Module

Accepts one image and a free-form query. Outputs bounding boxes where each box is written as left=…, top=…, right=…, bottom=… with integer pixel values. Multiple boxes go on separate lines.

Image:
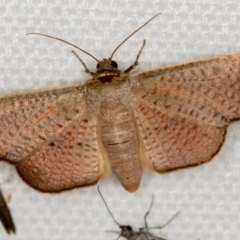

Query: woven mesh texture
left=0, top=0, right=240, bottom=239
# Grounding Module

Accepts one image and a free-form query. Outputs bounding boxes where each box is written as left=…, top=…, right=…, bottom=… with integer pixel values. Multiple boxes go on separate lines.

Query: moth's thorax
left=85, top=74, right=137, bottom=113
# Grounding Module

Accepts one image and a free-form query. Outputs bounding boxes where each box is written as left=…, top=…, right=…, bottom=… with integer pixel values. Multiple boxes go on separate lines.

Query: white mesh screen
left=0, top=1, right=240, bottom=239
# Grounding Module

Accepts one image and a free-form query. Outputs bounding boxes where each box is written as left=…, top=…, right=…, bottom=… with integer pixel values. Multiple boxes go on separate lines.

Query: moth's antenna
left=26, top=33, right=100, bottom=63
left=97, top=186, right=121, bottom=226
left=110, top=13, right=161, bottom=60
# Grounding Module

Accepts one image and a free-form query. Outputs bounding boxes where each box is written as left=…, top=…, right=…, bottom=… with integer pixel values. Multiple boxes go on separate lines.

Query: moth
left=0, top=189, right=16, bottom=234
left=1, top=14, right=240, bottom=193
left=98, top=186, right=178, bottom=240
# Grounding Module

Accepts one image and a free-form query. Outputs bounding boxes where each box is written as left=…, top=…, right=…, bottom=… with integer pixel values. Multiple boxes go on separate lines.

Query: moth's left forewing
left=0, top=84, right=111, bottom=192
left=0, top=85, right=86, bottom=164
left=130, top=54, right=240, bottom=172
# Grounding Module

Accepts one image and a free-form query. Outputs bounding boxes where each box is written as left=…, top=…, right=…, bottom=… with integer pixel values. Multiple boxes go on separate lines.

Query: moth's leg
left=71, top=50, right=94, bottom=75
left=124, top=39, right=146, bottom=73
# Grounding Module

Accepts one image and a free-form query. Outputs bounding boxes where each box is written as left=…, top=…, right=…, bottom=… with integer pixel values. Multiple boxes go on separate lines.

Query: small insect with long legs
left=98, top=186, right=179, bottom=240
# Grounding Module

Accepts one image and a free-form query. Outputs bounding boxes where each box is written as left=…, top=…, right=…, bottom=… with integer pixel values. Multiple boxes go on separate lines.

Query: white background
left=0, top=0, right=240, bottom=239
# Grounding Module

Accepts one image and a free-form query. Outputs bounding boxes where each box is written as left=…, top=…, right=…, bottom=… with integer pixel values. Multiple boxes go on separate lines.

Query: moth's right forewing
left=131, top=54, right=240, bottom=124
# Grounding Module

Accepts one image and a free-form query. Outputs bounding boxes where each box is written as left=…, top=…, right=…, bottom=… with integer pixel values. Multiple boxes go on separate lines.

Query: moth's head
left=93, top=58, right=121, bottom=83
left=95, top=58, right=119, bottom=73
left=120, top=225, right=133, bottom=238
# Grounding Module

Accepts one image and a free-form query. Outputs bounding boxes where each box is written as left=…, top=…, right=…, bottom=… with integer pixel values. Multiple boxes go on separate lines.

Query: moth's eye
left=96, top=63, right=100, bottom=69
left=111, top=60, right=118, bottom=68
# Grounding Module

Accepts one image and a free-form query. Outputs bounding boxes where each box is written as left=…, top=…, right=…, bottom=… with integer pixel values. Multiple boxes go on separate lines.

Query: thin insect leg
left=71, top=50, right=94, bottom=75
left=142, top=194, right=154, bottom=233
left=97, top=186, right=121, bottom=226
left=124, top=39, right=146, bottom=73
left=115, top=234, right=121, bottom=240
left=144, top=212, right=180, bottom=231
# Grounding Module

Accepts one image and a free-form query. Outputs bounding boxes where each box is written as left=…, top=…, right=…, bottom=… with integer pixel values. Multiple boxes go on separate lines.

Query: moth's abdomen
left=100, top=100, right=142, bottom=192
